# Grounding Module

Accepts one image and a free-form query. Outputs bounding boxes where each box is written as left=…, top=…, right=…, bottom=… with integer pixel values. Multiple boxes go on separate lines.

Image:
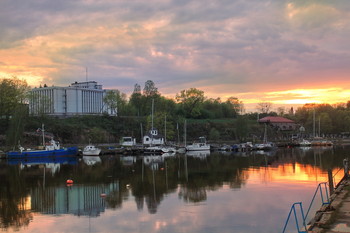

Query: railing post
left=328, top=169, right=334, bottom=195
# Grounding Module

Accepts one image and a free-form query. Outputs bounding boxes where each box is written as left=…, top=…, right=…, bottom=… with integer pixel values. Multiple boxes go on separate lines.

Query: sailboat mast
left=151, top=99, right=154, bottom=130
left=42, top=123, right=45, bottom=146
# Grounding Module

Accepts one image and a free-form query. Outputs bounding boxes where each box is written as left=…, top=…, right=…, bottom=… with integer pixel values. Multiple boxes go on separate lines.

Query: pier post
left=328, top=169, right=334, bottom=195
left=343, top=158, right=349, bottom=179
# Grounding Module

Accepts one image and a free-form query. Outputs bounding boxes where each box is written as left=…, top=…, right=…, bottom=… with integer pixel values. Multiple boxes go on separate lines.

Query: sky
left=1, top=0, right=350, bottom=112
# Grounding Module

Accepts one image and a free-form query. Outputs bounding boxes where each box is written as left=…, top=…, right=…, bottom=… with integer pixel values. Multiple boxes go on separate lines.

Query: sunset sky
left=1, top=0, right=350, bottom=111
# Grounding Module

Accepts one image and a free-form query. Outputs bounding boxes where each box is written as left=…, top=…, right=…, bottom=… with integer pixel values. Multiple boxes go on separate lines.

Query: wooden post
left=343, top=158, right=349, bottom=179
left=328, top=169, right=334, bottom=195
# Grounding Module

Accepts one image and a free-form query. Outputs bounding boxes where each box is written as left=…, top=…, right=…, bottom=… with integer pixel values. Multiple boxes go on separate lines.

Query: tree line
left=1, top=77, right=350, bottom=148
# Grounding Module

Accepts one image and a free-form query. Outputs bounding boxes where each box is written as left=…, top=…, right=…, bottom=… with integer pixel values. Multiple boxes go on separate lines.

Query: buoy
left=66, top=179, right=74, bottom=184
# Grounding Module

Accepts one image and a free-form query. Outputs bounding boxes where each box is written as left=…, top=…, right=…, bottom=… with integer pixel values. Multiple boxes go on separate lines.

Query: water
left=0, top=146, right=348, bottom=233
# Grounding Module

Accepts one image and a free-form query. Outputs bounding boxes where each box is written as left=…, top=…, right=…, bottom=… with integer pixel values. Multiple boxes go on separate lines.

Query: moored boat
left=7, top=139, right=78, bottom=159
left=82, top=144, right=101, bottom=156
left=186, top=137, right=210, bottom=151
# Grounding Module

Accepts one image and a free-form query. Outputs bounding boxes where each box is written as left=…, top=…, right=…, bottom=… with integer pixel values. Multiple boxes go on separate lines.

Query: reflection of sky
left=9, top=163, right=340, bottom=233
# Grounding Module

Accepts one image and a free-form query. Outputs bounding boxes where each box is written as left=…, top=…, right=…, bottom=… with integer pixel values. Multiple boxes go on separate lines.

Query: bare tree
left=256, top=102, right=273, bottom=114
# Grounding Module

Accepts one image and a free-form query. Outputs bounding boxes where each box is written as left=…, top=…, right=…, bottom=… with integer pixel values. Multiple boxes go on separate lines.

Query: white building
left=29, top=81, right=116, bottom=116
left=143, top=128, right=164, bottom=146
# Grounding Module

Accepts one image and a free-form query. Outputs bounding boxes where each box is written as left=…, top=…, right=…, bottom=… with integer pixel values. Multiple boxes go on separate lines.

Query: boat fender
left=100, top=193, right=107, bottom=197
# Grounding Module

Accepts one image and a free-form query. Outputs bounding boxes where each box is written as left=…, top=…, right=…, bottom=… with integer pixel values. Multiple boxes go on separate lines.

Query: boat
left=7, top=139, right=78, bottom=159
left=82, top=144, right=101, bottom=156
left=299, top=139, right=312, bottom=147
left=186, top=137, right=210, bottom=151
left=6, top=124, right=78, bottom=159
left=254, top=123, right=275, bottom=151
left=120, top=137, right=137, bottom=147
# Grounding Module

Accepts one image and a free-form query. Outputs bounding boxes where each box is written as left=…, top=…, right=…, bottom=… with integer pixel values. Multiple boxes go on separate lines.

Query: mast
left=150, top=99, right=154, bottom=146
left=42, top=123, right=45, bottom=146
left=164, top=114, right=167, bottom=144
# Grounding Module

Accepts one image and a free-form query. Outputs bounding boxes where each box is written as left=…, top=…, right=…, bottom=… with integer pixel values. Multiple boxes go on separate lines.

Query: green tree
left=0, top=77, right=29, bottom=120
left=103, top=90, right=127, bottom=116
left=226, top=97, right=244, bottom=116
left=176, top=88, right=205, bottom=118
left=143, top=80, right=158, bottom=97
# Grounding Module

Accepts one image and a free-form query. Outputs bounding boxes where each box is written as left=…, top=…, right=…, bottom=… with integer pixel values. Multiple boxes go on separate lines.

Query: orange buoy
left=66, top=179, right=74, bottom=184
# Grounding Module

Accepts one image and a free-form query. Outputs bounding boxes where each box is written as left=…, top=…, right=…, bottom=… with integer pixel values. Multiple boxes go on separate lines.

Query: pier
left=307, top=161, right=350, bottom=233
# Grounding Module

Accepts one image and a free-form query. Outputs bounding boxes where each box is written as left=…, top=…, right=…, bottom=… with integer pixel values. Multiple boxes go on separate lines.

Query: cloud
left=1, top=0, right=350, bottom=110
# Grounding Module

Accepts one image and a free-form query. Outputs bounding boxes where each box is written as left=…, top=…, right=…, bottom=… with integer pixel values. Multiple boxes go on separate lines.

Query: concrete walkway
left=309, top=179, right=350, bottom=233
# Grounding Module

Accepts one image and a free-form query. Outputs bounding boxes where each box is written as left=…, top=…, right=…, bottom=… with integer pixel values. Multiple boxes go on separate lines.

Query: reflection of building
left=29, top=81, right=116, bottom=116
left=31, top=182, right=119, bottom=217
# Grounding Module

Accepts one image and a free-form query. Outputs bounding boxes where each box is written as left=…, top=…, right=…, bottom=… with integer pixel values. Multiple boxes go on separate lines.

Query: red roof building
left=258, top=116, right=297, bottom=131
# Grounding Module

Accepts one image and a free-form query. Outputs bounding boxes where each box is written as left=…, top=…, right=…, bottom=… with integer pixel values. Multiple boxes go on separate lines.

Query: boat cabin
left=120, top=137, right=137, bottom=147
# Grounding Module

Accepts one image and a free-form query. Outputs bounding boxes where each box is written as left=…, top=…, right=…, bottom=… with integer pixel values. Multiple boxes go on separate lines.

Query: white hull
left=186, top=143, right=210, bottom=151
left=82, top=145, right=101, bottom=156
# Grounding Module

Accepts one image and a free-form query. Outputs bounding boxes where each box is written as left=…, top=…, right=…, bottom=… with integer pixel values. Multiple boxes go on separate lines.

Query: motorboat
left=186, top=137, right=210, bottom=151
left=299, top=139, right=311, bottom=147
left=82, top=144, right=101, bottom=156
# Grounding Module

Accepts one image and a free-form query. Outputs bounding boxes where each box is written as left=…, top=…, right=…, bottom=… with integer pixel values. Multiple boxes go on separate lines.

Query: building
left=258, top=116, right=297, bottom=131
left=29, top=81, right=116, bottom=116
left=143, top=128, right=164, bottom=146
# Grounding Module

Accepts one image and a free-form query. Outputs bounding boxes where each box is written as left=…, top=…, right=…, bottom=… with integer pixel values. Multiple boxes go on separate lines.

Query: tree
left=176, top=88, right=205, bottom=118
left=256, top=102, right=273, bottom=114
left=0, top=77, right=29, bottom=120
left=143, top=80, right=158, bottom=97
left=103, top=90, right=127, bottom=116
left=225, top=97, right=244, bottom=116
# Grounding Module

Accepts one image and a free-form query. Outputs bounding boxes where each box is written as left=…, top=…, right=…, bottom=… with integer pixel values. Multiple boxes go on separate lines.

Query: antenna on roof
left=86, top=67, right=88, bottom=82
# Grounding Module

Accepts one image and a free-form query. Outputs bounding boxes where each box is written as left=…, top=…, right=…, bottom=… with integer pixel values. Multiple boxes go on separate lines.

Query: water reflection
left=0, top=146, right=348, bottom=233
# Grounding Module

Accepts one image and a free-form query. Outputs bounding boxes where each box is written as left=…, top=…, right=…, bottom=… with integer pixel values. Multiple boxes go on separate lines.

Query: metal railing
left=282, top=202, right=307, bottom=233
left=282, top=182, right=330, bottom=233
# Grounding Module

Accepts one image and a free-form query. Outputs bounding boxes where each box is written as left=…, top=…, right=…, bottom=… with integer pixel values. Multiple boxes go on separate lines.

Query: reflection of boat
left=7, top=156, right=78, bottom=166
left=7, top=156, right=78, bottom=175
left=120, top=156, right=137, bottom=166
left=82, top=155, right=101, bottom=165
left=82, top=144, right=101, bottom=156
left=186, top=137, right=210, bottom=151
left=162, top=152, right=176, bottom=158
left=186, top=150, right=210, bottom=159
left=7, top=139, right=78, bottom=159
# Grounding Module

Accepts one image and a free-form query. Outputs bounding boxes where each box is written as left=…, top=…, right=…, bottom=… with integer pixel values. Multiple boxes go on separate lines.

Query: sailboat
left=254, top=123, right=275, bottom=151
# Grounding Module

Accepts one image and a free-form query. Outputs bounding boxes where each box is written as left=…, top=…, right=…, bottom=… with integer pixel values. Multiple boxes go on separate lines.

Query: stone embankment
left=309, top=178, right=350, bottom=233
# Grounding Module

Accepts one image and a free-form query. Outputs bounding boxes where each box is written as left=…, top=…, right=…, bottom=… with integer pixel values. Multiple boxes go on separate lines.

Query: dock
left=308, top=177, right=350, bottom=232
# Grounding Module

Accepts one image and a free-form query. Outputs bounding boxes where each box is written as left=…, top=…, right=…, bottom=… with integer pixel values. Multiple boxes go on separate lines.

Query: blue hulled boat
left=7, top=139, right=78, bottom=159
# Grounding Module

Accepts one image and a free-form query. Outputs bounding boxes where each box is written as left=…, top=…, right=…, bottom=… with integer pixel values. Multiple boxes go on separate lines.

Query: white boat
left=299, top=139, right=311, bottom=147
left=82, top=144, right=101, bottom=156
left=120, top=137, right=137, bottom=147
left=186, top=137, right=210, bottom=151
left=254, top=142, right=274, bottom=151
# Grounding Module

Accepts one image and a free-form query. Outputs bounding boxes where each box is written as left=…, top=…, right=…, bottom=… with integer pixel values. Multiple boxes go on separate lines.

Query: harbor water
left=0, top=146, right=348, bottom=233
